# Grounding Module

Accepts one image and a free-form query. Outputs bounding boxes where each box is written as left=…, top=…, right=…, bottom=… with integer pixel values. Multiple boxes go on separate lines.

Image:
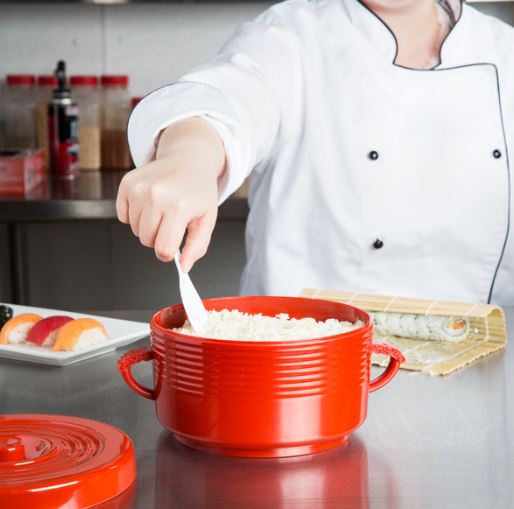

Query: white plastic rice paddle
left=174, top=251, right=208, bottom=334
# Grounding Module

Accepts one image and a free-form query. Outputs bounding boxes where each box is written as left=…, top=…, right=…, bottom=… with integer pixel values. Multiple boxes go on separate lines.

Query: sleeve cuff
left=127, top=82, right=253, bottom=205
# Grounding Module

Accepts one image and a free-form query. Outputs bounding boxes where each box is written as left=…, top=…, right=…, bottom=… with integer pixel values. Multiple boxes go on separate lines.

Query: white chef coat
left=128, top=0, right=514, bottom=305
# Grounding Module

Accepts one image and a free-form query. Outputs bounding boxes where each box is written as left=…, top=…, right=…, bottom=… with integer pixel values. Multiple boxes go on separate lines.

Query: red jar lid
left=101, top=75, right=129, bottom=87
left=70, top=75, right=99, bottom=87
left=6, top=75, right=36, bottom=86
left=131, top=96, right=143, bottom=108
left=0, top=414, right=136, bottom=508
left=38, top=75, right=57, bottom=87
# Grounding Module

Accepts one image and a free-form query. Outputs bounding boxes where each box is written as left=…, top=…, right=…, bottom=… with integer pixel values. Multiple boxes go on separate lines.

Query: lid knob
left=0, top=436, right=26, bottom=462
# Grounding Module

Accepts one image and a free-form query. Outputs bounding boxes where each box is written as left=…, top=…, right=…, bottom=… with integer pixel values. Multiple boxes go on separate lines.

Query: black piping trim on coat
left=355, top=0, right=464, bottom=70
left=354, top=1, right=511, bottom=303
left=487, top=65, right=511, bottom=304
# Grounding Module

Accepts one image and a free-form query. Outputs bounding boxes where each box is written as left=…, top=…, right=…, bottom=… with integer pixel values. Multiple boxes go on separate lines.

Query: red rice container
left=119, top=296, right=404, bottom=458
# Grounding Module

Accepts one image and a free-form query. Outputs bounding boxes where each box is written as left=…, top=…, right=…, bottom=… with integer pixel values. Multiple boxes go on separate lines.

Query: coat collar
left=438, top=3, right=472, bottom=68
left=340, top=0, right=472, bottom=70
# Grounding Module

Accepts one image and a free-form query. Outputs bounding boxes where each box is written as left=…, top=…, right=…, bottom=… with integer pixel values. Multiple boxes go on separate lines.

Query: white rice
left=173, top=309, right=363, bottom=341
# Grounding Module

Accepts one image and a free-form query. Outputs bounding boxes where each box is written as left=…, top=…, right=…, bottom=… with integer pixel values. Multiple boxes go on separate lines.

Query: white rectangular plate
left=0, top=304, right=150, bottom=366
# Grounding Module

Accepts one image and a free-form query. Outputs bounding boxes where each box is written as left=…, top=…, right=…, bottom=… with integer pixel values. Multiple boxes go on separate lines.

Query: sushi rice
left=72, top=327, right=107, bottom=350
left=3, top=321, right=36, bottom=344
left=174, top=309, right=363, bottom=341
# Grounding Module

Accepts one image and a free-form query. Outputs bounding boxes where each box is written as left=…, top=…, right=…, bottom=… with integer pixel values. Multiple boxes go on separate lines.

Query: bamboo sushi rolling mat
left=300, top=289, right=507, bottom=376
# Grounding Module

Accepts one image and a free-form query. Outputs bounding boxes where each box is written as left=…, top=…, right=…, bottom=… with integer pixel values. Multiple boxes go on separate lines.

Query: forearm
left=156, top=117, right=227, bottom=180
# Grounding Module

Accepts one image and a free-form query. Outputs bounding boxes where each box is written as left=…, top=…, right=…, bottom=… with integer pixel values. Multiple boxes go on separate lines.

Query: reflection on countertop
left=153, top=433, right=386, bottom=509
left=2, top=170, right=123, bottom=201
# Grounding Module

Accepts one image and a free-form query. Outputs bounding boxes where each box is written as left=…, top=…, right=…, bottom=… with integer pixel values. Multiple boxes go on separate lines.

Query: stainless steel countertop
left=1, top=308, right=512, bottom=509
left=0, top=171, right=248, bottom=221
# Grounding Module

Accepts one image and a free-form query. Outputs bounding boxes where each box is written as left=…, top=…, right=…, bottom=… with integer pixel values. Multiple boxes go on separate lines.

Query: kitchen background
left=0, top=1, right=513, bottom=312
left=1, top=1, right=512, bottom=93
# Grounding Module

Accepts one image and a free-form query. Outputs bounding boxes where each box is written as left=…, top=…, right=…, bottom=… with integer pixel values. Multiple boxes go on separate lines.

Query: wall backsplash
left=0, top=2, right=512, bottom=97
left=0, top=3, right=271, bottom=97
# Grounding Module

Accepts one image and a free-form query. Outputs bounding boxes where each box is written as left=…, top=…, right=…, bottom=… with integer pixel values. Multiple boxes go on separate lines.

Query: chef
left=117, top=0, right=514, bottom=305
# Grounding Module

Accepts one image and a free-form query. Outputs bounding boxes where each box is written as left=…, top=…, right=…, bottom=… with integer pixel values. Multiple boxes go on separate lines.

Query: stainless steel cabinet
left=1, top=219, right=246, bottom=311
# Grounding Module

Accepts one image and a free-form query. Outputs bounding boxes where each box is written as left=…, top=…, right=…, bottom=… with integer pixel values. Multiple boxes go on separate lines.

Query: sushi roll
left=0, top=313, right=43, bottom=344
left=426, top=315, right=469, bottom=341
left=370, top=312, right=470, bottom=342
left=26, top=315, right=73, bottom=347
left=0, top=305, right=13, bottom=329
left=53, top=318, right=107, bottom=352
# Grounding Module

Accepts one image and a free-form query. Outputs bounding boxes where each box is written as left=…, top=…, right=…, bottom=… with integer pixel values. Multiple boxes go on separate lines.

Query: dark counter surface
left=0, top=171, right=249, bottom=221
left=1, top=307, right=513, bottom=509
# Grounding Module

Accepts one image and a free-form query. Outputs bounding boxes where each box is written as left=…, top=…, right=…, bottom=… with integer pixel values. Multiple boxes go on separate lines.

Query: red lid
left=0, top=414, right=136, bottom=508
left=38, top=75, right=57, bottom=87
left=101, top=75, right=129, bottom=87
left=6, top=75, right=36, bottom=86
left=131, top=96, right=143, bottom=108
left=70, top=75, right=99, bottom=87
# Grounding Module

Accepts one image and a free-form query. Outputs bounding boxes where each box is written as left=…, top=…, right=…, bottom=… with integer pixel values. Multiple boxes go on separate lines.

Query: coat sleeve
left=127, top=9, right=302, bottom=203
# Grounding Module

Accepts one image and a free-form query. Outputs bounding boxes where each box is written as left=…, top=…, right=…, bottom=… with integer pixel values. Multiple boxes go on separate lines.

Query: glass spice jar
left=3, top=75, right=37, bottom=150
left=101, top=75, right=131, bottom=170
left=70, top=76, right=101, bottom=171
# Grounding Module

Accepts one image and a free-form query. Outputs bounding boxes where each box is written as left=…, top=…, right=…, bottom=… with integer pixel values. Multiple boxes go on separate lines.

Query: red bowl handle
left=118, top=347, right=156, bottom=400
left=369, top=343, right=405, bottom=393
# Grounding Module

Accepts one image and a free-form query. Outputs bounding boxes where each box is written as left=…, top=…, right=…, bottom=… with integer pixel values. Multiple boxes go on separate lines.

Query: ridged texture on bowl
left=152, top=333, right=371, bottom=398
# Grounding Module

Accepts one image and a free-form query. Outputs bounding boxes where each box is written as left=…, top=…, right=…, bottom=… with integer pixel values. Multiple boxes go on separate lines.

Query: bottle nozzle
left=54, top=60, right=67, bottom=91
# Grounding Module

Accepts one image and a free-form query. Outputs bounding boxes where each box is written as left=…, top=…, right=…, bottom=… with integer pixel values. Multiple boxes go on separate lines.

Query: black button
left=373, top=238, right=384, bottom=249
left=368, top=151, right=379, bottom=161
left=493, top=149, right=502, bottom=159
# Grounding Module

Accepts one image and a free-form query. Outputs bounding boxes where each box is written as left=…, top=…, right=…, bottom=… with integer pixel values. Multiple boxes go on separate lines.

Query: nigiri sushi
left=53, top=318, right=107, bottom=351
left=26, top=315, right=73, bottom=347
left=0, top=313, right=43, bottom=344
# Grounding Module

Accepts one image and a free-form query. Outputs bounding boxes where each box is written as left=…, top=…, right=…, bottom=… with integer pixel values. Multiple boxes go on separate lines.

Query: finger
left=154, top=212, right=189, bottom=262
left=138, top=208, right=162, bottom=248
left=128, top=202, right=142, bottom=237
left=116, top=179, right=129, bottom=224
left=181, top=208, right=217, bottom=272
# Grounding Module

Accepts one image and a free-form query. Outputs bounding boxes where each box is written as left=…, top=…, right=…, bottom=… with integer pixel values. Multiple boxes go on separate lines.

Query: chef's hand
left=116, top=117, right=226, bottom=271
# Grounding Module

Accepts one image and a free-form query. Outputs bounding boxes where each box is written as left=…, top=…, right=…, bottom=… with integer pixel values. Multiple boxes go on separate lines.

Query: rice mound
left=173, top=309, right=363, bottom=341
